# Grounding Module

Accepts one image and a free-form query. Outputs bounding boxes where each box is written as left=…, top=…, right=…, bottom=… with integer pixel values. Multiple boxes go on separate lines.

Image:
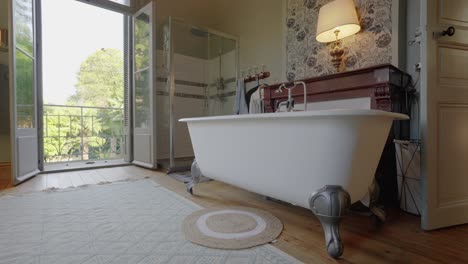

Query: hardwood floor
left=0, top=165, right=467, bottom=264
left=0, top=163, right=11, bottom=190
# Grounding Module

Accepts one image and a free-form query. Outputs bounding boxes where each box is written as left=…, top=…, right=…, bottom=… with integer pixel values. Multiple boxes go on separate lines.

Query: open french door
left=9, top=0, right=40, bottom=184
left=131, top=2, right=157, bottom=169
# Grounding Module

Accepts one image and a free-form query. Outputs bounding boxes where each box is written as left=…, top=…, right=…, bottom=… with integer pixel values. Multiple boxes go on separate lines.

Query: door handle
left=442, top=26, right=456, bottom=37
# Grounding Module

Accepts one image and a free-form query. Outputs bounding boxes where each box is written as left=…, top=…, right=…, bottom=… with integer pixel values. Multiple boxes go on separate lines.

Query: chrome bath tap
left=275, top=81, right=308, bottom=112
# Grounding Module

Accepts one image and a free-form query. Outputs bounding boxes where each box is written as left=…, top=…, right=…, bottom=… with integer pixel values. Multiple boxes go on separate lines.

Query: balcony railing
left=43, top=104, right=125, bottom=163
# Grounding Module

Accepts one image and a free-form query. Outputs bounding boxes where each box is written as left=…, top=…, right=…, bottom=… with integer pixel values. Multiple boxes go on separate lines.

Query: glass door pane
left=15, top=0, right=34, bottom=55
left=157, top=17, right=238, bottom=171
left=134, top=10, right=150, bottom=129
left=15, top=49, right=35, bottom=128
left=132, top=3, right=156, bottom=168
left=11, top=0, right=40, bottom=183
left=15, top=0, right=35, bottom=129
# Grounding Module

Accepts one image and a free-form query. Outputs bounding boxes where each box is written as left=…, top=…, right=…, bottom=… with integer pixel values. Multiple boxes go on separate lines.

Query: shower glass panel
left=156, top=17, right=238, bottom=171
left=207, top=34, right=238, bottom=116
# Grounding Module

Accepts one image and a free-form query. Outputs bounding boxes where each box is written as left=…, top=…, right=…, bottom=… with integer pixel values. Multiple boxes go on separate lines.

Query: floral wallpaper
left=286, top=0, right=393, bottom=81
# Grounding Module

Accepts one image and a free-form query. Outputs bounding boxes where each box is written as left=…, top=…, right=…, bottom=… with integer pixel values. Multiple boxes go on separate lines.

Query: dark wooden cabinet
left=262, top=64, right=413, bottom=206
left=264, top=64, right=411, bottom=135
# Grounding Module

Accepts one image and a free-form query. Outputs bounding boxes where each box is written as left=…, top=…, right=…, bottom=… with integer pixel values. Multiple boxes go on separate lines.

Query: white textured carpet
left=0, top=180, right=301, bottom=264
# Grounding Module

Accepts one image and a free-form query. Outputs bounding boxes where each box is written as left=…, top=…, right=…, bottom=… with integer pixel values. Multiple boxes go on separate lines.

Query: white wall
left=0, top=0, right=10, bottom=163
left=209, top=0, right=286, bottom=84
left=155, top=0, right=220, bottom=35
left=0, top=0, right=8, bottom=65
left=154, top=0, right=286, bottom=84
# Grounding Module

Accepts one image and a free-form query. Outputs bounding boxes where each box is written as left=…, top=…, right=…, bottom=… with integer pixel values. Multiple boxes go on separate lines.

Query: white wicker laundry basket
left=394, top=140, right=421, bottom=215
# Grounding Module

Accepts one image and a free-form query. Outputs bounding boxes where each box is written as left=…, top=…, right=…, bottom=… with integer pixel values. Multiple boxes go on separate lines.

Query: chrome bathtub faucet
left=275, top=81, right=308, bottom=112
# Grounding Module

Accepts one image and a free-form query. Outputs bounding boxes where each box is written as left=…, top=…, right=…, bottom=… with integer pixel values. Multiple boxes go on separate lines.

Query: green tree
left=43, top=105, right=114, bottom=162
left=43, top=48, right=125, bottom=163
left=68, top=48, right=124, bottom=108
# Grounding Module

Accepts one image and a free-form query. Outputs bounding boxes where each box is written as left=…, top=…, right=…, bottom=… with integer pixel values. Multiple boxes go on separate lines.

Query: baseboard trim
left=0, top=162, right=11, bottom=168
left=0, top=162, right=11, bottom=183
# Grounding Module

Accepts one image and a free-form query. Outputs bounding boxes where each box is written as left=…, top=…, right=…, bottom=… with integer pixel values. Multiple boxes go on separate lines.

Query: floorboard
left=0, top=165, right=466, bottom=264
left=44, top=172, right=60, bottom=189
left=75, top=170, right=98, bottom=185
left=68, top=171, right=86, bottom=187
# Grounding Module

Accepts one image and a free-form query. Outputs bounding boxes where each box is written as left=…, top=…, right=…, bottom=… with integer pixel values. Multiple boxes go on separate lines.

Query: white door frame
left=8, top=0, right=137, bottom=178
left=76, top=0, right=134, bottom=15
left=38, top=0, right=134, bottom=169
left=36, top=0, right=44, bottom=171
left=9, top=0, right=41, bottom=184
left=131, top=2, right=157, bottom=169
left=124, top=15, right=133, bottom=163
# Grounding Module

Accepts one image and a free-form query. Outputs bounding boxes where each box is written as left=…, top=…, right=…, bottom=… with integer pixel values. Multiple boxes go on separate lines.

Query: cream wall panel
left=439, top=0, right=468, bottom=27
left=438, top=105, right=468, bottom=207
left=438, top=46, right=468, bottom=102
left=16, top=136, right=38, bottom=176
left=0, top=1, right=10, bottom=163
left=439, top=47, right=468, bottom=81
left=134, top=134, right=152, bottom=165
left=210, top=0, right=285, bottom=83
left=0, top=0, right=8, bottom=65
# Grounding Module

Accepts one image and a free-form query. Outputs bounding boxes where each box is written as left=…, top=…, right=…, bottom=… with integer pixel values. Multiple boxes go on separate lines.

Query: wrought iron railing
left=43, top=104, right=125, bottom=163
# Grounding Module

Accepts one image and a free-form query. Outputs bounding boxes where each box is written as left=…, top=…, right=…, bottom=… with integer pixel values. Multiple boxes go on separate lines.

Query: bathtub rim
left=179, top=109, right=409, bottom=123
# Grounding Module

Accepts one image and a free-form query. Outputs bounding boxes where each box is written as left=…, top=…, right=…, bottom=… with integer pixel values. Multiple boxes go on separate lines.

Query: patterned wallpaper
left=286, top=0, right=393, bottom=81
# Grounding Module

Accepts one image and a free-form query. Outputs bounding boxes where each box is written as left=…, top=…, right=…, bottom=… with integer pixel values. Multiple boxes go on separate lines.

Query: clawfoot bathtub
left=180, top=109, right=408, bottom=258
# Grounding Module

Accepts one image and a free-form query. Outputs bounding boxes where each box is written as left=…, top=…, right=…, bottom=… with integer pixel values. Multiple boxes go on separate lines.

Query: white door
left=421, top=0, right=468, bottom=229
left=9, top=0, right=40, bottom=184
left=132, top=3, right=157, bottom=169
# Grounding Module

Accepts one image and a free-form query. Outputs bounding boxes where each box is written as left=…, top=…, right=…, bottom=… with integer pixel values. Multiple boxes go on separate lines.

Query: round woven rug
left=183, top=207, right=283, bottom=249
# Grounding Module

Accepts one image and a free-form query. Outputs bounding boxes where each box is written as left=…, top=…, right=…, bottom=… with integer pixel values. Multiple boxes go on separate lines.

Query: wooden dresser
left=263, top=64, right=412, bottom=206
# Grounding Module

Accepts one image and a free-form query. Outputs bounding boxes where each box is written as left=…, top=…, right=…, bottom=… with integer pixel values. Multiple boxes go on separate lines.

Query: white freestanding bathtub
left=180, top=109, right=408, bottom=258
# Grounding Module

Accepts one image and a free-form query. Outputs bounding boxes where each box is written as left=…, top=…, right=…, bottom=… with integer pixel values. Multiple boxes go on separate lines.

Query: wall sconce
left=0, top=28, right=8, bottom=50
left=316, top=0, right=361, bottom=72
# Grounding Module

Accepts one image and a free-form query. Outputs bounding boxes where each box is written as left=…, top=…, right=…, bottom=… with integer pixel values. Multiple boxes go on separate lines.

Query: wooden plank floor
left=0, top=165, right=467, bottom=264
left=0, top=163, right=11, bottom=190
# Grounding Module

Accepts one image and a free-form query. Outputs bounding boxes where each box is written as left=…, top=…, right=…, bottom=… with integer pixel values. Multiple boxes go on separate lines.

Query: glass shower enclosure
left=156, top=17, right=238, bottom=171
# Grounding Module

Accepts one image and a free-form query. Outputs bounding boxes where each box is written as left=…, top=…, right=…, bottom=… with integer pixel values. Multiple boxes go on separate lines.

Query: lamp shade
left=316, top=0, right=361, bottom=43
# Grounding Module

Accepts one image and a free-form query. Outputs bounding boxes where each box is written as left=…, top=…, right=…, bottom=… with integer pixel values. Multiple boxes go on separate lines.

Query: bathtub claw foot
left=309, top=185, right=351, bottom=259
left=187, top=160, right=202, bottom=195
left=187, top=186, right=193, bottom=195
